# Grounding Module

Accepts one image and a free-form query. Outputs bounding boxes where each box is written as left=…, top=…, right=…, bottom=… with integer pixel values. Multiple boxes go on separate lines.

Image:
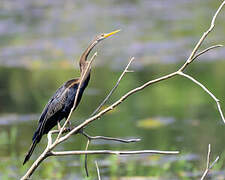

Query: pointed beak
left=103, top=29, right=121, bottom=38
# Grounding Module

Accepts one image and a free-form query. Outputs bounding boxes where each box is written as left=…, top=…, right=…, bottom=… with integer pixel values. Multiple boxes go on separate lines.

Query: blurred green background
left=0, top=0, right=225, bottom=179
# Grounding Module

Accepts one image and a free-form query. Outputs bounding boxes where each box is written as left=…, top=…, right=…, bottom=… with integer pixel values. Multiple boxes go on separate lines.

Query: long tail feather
left=23, top=140, right=38, bottom=165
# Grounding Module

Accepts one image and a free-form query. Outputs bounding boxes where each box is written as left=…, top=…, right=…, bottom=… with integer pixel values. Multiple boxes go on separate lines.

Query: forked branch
left=91, top=57, right=135, bottom=116
left=200, top=144, right=220, bottom=180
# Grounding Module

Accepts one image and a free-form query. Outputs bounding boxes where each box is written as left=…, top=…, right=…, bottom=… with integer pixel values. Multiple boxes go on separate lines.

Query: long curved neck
left=79, top=39, right=98, bottom=75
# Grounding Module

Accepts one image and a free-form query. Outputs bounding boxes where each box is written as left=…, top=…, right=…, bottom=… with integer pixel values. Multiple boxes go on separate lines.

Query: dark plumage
left=23, top=30, right=120, bottom=165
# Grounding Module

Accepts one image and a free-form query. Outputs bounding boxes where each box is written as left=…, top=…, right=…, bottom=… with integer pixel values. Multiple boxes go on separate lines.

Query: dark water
left=0, top=0, right=225, bottom=179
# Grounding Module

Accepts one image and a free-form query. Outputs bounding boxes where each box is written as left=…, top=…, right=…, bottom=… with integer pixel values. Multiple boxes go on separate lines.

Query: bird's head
left=79, top=29, right=121, bottom=73
left=95, top=29, right=120, bottom=42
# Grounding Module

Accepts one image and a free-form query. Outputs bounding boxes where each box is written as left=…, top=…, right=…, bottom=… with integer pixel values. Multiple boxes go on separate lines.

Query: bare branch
left=179, top=1, right=225, bottom=71
left=50, top=150, right=180, bottom=156
left=47, top=131, right=53, bottom=148
left=209, top=156, right=219, bottom=169
left=211, top=1, right=225, bottom=29
left=178, top=71, right=225, bottom=123
left=50, top=128, right=70, bottom=135
left=81, top=131, right=141, bottom=143
left=200, top=144, right=220, bottom=180
left=95, top=161, right=101, bottom=180
left=207, top=144, right=211, bottom=170
left=191, top=44, right=223, bottom=62
left=84, top=139, right=90, bottom=177
left=91, top=57, right=135, bottom=116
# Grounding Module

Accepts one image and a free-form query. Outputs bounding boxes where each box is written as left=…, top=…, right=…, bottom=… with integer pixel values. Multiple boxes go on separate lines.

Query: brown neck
left=79, top=39, right=98, bottom=75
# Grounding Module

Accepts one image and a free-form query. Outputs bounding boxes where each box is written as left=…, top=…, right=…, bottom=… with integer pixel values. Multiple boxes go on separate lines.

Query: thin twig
left=91, top=57, right=135, bottom=116
left=200, top=144, right=220, bottom=180
left=207, top=144, right=211, bottom=170
left=209, top=156, right=219, bottom=169
left=50, top=150, right=179, bottom=156
left=84, top=139, right=90, bottom=177
left=191, top=44, right=223, bottom=62
left=49, top=128, right=70, bottom=135
left=178, top=71, right=225, bottom=123
left=81, top=131, right=141, bottom=143
left=95, top=161, right=101, bottom=180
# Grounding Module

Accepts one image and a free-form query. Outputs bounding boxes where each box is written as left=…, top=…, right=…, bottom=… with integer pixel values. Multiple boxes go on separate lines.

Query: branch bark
left=50, top=150, right=179, bottom=156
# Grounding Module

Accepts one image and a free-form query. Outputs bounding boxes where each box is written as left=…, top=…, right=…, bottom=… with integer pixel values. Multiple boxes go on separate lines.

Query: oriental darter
left=23, top=30, right=120, bottom=165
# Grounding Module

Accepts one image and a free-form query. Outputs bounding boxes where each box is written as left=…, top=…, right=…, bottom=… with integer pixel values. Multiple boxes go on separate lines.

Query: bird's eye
left=96, top=34, right=105, bottom=41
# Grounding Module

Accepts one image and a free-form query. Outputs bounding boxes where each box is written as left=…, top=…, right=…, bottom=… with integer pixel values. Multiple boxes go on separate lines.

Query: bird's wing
left=37, top=78, right=79, bottom=135
left=38, top=85, right=66, bottom=123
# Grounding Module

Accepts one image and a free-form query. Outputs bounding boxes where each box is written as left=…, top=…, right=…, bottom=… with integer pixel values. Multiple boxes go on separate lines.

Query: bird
left=23, top=30, right=120, bottom=165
